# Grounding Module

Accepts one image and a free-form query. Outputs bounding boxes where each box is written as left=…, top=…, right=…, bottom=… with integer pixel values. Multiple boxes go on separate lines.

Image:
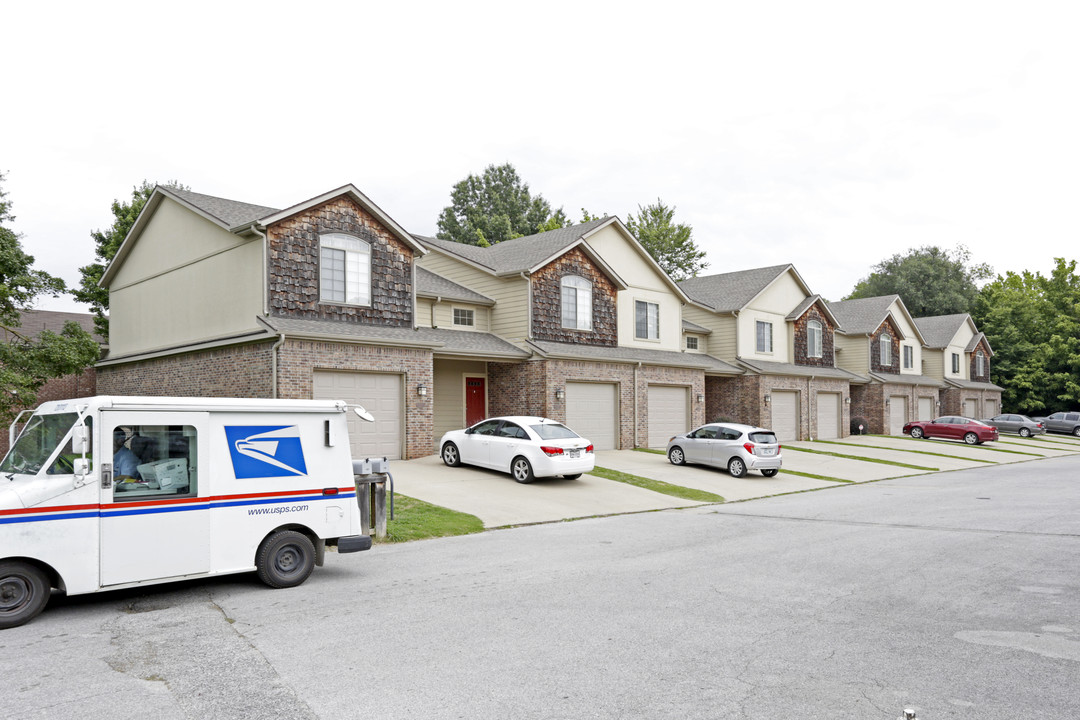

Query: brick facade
left=267, top=196, right=414, bottom=326
left=707, top=374, right=851, bottom=440
left=941, top=387, right=1002, bottom=418
left=487, top=358, right=704, bottom=449
left=530, top=248, right=618, bottom=346
left=98, top=342, right=275, bottom=398
left=969, top=338, right=992, bottom=383
left=850, top=382, right=940, bottom=434
left=792, top=303, right=836, bottom=367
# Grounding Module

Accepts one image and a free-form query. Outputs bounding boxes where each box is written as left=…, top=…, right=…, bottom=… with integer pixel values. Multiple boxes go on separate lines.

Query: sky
left=4, top=1, right=1078, bottom=314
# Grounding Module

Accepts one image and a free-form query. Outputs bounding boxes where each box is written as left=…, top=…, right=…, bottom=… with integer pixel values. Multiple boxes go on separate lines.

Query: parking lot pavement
left=391, top=454, right=701, bottom=527
left=592, top=449, right=842, bottom=500
left=794, top=439, right=993, bottom=472
left=834, top=433, right=1041, bottom=463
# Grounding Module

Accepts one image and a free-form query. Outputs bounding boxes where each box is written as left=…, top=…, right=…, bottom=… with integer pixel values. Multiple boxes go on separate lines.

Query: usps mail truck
left=1, top=396, right=375, bottom=629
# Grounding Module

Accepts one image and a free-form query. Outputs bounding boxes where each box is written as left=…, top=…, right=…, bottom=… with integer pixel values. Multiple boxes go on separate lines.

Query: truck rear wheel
left=256, top=531, right=316, bottom=589
left=0, top=561, right=50, bottom=629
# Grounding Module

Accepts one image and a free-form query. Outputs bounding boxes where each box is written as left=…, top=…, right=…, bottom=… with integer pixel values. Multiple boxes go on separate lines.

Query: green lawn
left=590, top=466, right=724, bottom=503
left=380, top=494, right=485, bottom=543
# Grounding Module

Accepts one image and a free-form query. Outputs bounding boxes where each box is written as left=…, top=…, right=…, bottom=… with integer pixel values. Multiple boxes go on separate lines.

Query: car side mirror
left=464, top=427, right=473, bottom=435
left=72, top=424, right=90, bottom=454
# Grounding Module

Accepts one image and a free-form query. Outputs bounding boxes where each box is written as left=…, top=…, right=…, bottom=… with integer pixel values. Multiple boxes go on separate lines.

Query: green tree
left=846, top=245, right=993, bottom=316
left=74, top=180, right=186, bottom=339
left=436, top=163, right=569, bottom=245
left=973, top=259, right=1080, bottom=414
left=625, top=199, right=708, bottom=281
left=0, top=172, right=100, bottom=422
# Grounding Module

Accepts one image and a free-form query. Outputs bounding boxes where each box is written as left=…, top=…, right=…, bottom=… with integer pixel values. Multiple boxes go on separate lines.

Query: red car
left=902, top=416, right=999, bottom=445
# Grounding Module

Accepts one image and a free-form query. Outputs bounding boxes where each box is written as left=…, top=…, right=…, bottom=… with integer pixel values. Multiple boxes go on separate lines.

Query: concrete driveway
left=392, top=433, right=1080, bottom=528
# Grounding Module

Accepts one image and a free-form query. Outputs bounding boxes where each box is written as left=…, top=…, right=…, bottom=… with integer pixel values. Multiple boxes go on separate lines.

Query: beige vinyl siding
left=433, top=360, right=487, bottom=440
left=922, top=351, right=945, bottom=380
left=833, top=334, right=870, bottom=375
left=416, top=298, right=433, bottom=327
left=417, top=253, right=529, bottom=341
left=682, top=305, right=736, bottom=360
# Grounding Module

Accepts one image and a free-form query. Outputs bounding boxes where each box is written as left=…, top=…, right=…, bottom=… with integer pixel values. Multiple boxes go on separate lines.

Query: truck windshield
left=0, top=412, right=79, bottom=475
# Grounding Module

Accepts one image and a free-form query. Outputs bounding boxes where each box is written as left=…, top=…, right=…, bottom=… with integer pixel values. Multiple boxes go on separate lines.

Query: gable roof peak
left=677, top=263, right=802, bottom=312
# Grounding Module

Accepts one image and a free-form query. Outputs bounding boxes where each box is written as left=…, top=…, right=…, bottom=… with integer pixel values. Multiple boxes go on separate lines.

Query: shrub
left=850, top=416, right=869, bottom=435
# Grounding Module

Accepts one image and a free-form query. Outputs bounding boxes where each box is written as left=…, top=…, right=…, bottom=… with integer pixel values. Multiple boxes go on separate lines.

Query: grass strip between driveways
left=783, top=445, right=938, bottom=471
left=590, top=466, right=724, bottom=503
left=634, top=448, right=667, bottom=455
left=779, top=469, right=853, bottom=483
left=810, top=439, right=997, bottom=464
left=878, top=435, right=1043, bottom=457
left=380, top=494, right=485, bottom=543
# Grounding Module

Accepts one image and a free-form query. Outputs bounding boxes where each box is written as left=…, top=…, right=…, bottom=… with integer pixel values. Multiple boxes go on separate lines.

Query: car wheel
left=761, top=468, right=779, bottom=477
left=964, top=432, right=979, bottom=445
left=1019, top=427, right=1031, bottom=438
left=511, top=456, right=535, bottom=484
left=1073, top=427, right=1080, bottom=437
left=910, top=427, right=924, bottom=439
left=563, top=474, right=581, bottom=480
left=256, top=530, right=316, bottom=589
left=441, top=442, right=461, bottom=467
left=0, top=561, right=51, bottom=630
left=668, top=446, right=686, bottom=465
left=727, top=457, right=747, bottom=478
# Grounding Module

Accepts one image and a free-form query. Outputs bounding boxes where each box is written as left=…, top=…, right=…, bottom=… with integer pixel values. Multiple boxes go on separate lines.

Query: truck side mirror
left=352, top=406, right=375, bottom=423
left=72, top=458, right=90, bottom=487
left=72, top=424, right=90, bottom=454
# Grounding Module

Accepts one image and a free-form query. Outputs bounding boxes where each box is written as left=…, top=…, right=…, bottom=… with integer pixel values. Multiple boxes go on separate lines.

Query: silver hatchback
left=666, top=423, right=782, bottom=478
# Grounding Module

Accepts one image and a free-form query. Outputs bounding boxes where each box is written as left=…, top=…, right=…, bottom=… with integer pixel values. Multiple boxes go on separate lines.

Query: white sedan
left=439, top=416, right=595, bottom=483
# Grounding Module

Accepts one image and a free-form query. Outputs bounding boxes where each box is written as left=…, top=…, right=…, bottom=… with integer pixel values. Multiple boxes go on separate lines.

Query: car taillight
left=743, top=442, right=755, bottom=454
left=585, top=444, right=594, bottom=453
left=540, top=446, right=564, bottom=457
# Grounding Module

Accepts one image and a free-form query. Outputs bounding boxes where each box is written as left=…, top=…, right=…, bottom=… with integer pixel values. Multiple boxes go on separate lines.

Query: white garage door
left=985, top=399, right=998, bottom=416
left=771, top=391, right=799, bottom=442
left=647, top=385, right=689, bottom=448
left=816, top=392, right=841, bottom=439
left=964, top=398, right=978, bottom=418
left=889, top=396, right=908, bottom=435
left=918, top=397, right=933, bottom=421
left=313, top=370, right=403, bottom=460
left=566, top=382, right=618, bottom=450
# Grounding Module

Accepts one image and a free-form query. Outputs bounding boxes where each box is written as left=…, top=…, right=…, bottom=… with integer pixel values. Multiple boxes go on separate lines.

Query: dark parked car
left=902, top=416, right=999, bottom=445
left=980, top=414, right=1046, bottom=437
left=1032, top=411, right=1080, bottom=437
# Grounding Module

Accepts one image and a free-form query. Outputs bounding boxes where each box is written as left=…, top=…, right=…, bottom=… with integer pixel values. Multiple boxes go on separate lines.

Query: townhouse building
left=913, top=313, right=1002, bottom=418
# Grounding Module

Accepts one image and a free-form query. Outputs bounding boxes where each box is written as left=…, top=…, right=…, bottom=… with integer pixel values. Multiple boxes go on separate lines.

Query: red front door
left=466, top=377, right=486, bottom=427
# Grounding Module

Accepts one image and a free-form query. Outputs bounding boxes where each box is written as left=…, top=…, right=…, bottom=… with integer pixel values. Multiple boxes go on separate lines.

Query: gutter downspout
left=634, top=361, right=642, bottom=449
left=432, top=297, right=441, bottom=328
left=521, top=272, right=532, bottom=339
left=808, top=374, right=815, bottom=441
left=250, top=224, right=269, bottom=317
left=271, top=332, right=285, bottom=399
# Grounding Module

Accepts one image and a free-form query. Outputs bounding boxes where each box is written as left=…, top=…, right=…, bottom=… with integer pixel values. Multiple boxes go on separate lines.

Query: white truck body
left=1, top=396, right=372, bottom=628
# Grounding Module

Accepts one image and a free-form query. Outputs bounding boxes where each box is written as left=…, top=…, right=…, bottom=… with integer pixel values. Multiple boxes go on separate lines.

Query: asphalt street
left=5, top=455, right=1079, bottom=719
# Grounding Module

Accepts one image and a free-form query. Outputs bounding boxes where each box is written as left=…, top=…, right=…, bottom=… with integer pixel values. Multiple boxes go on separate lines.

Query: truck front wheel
left=256, top=531, right=316, bottom=589
left=0, top=561, right=50, bottom=629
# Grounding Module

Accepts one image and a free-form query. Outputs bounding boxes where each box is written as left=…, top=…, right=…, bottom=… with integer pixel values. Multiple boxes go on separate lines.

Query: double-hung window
left=755, top=320, right=773, bottom=353
left=561, top=276, right=592, bottom=330
left=903, top=345, right=914, bottom=370
left=951, top=352, right=960, bottom=374
left=807, top=320, right=822, bottom=358
left=976, top=351, right=985, bottom=376
left=635, top=301, right=659, bottom=340
left=319, top=234, right=371, bottom=306
left=879, top=334, right=892, bottom=365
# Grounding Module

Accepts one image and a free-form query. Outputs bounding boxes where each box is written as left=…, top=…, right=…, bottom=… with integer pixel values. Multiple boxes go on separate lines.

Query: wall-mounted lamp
left=555, top=388, right=565, bottom=401
left=764, top=393, right=771, bottom=404
left=885, top=397, right=891, bottom=406
left=844, top=397, right=851, bottom=404
left=697, top=394, right=705, bottom=403
left=417, top=384, right=427, bottom=397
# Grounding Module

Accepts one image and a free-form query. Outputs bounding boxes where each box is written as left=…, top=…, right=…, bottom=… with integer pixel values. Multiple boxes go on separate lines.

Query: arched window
left=879, top=332, right=892, bottom=366
left=807, top=320, right=822, bottom=358
left=561, top=275, right=592, bottom=330
left=319, top=233, right=371, bottom=305
left=976, top=350, right=985, bottom=376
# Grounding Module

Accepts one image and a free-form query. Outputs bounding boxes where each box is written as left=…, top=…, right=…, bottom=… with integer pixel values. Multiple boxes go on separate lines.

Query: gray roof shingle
left=678, top=265, right=792, bottom=312
left=913, top=314, right=970, bottom=348
left=415, top=268, right=494, bottom=305
left=867, top=371, right=944, bottom=387
left=828, top=295, right=899, bottom=335
left=527, top=340, right=743, bottom=375
left=682, top=319, right=711, bottom=334
left=167, top=187, right=280, bottom=229
left=4, top=310, right=104, bottom=344
left=737, top=358, right=866, bottom=382
left=416, top=217, right=612, bottom=275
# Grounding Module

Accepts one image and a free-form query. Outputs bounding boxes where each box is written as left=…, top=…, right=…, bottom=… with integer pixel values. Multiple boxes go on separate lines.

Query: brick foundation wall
left=706, top=374, right=850, bottom=439
left=97, top=342, right=275, bottom=398
left=851, top=382, right=941, bottom=434
left=267, top=196, right=414, bottom=326
left=530, top=248, right=617, bottom=346
left=941, top=387, right=1002, bottom=417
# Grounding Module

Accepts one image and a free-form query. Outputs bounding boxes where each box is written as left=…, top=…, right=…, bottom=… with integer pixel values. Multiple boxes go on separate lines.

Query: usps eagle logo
left=224, top=426, right=309, bottom=479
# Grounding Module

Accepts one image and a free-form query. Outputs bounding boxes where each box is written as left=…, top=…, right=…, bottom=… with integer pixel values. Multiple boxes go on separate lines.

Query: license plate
left=568, top=449, right=580, bottom=458
left=760, top=447, right=776, bottom=456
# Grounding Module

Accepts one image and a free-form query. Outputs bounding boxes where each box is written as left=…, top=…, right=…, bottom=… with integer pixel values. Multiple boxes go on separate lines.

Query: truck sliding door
left=99, top=411, right=210, bottom=586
